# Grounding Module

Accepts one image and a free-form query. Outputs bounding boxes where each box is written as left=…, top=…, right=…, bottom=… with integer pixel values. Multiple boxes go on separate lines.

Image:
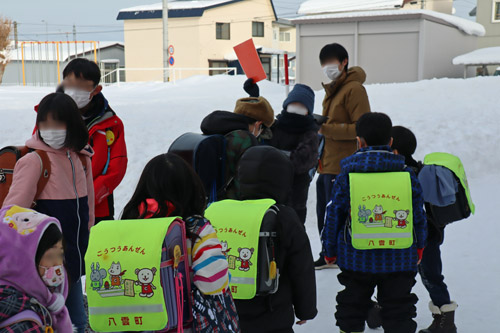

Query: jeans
left=419, top=225, right=451, bottom=307
left=66, top=279, right=87, bottom=333
left=316, top=174, right=336, bottom=256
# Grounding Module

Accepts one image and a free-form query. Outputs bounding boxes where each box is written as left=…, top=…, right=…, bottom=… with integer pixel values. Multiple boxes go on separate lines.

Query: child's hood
left=0, top=205, right=68, bottom=306
left=27, top=132, right=93, bottom=158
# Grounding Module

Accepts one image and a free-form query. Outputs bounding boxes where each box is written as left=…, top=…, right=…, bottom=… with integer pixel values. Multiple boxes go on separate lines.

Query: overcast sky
left=0, top=0, right=476, bottom=42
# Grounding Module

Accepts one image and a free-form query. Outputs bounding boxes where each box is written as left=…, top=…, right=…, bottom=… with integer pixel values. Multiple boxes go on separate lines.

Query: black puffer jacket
left=236, top=146, right=318, bottom=333
left=201, top=111, right=258, bottom=199
left=268, top=116, right=319, bottom=224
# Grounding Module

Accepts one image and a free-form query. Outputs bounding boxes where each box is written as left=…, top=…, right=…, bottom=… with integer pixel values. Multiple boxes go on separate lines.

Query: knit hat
left=283, top=84, right=315, bottom=115
left=234, top=96, right=275, bottom=127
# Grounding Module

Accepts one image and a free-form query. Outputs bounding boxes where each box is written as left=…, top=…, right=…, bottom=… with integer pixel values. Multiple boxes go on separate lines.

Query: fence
left=100, top=67, right=238, bottom=86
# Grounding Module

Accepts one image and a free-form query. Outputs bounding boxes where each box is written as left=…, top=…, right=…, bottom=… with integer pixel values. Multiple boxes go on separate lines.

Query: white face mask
left=65, top=88, right=94, bottom=109
left=322, top=64, right=342, bottom=81
left=286, top=104, right=309, bottom=116
left=39, top=130, right=67, bottom=150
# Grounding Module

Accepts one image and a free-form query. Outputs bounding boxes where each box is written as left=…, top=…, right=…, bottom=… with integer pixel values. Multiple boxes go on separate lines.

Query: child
left=122, top=153, right=239, bottom=332
left=268, top=84, right=319, bottom=224
left=233, top=146, right=317, bottom=332
left=34, top=58, right=128, bottom=224
left=242, top=80, right=320, bottom=225
left=322, top=113, right=427, bottom=333
left=392, top=126, right=458, bottom=333
left=0, top=205, right=72, bottom=332
left=4, top=93, right=94, bottom=333
left=200, top=95, right=275, bottom=200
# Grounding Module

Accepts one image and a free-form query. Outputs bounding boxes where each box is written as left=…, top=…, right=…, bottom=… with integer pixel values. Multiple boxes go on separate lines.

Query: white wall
left=296, top=17, right=478, bottom=89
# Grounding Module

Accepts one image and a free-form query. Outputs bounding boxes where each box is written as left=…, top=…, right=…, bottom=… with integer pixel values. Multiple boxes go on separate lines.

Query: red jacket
left=34, top=93, right=127, bottom=218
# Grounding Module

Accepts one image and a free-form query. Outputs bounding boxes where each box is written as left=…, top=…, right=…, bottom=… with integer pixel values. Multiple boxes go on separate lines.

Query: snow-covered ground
left=0, top=75, right=498, bottom=331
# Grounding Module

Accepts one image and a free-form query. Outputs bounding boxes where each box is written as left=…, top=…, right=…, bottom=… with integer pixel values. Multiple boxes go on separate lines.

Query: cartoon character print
left=393, top=210, right=410, bottom=228
left=373, top=205, right=386, bottom=222
left=221, top=241, right=232, bottom=258
left=358, top=205, right=371, bottom=224
left=3, top=206, right=46, bottom=235
left=108, top=262, right=127, bottom=288
left=135, top=268, right=157, bottom=298
left=236, top=248, right=254, bottom=272
left=90, top=263, right=107, bottom=291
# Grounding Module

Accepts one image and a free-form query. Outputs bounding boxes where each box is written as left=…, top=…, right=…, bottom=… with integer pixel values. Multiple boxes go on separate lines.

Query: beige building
left=117, top=0, right=296, bottom=83
left=472, top=0, right=500, bottom=47
left=403, top=0, right=453, bottom=13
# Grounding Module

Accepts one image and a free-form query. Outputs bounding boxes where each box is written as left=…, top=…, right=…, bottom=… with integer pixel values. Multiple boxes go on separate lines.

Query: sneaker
left=314, top=257, right=339, bottom=270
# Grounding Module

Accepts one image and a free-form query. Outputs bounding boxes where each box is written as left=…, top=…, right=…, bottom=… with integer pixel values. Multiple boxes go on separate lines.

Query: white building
left=291, top=0, right=485, bottom=88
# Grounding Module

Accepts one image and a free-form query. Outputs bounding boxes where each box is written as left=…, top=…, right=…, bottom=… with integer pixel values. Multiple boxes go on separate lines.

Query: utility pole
left=14, top=21, right=20, bottom=85
left=162, top=0, right=170, bottom=82
left=42, top=20, right=48, bottom=41
left=13, top=21, right=18, bottom=48
left=73, top=24, right=77, bottom=57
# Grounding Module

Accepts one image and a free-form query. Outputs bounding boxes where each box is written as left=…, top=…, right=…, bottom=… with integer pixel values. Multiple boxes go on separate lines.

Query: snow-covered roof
left=119, top=0, right=235, bottom=12
left=117, top=0, right=276, bottom=20
left=8, top=41, right=124, bottom=62
left=298, top=0, right=404, bottom=15
left=291, top=9, right=485, bottom=37
left=452, top=47, right=500, bottom=66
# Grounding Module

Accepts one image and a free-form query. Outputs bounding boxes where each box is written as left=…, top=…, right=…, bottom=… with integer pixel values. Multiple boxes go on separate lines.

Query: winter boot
left=419, top=301, right=458, bottom=333
left=366, top=300, right=382, bottom=329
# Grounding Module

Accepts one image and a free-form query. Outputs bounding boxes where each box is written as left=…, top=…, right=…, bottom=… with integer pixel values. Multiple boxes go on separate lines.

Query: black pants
left=289, top=173, right=312, bottom=225
left=419, top=225, right=451, bottom=307
left=336, top=270, right=418, bottom=333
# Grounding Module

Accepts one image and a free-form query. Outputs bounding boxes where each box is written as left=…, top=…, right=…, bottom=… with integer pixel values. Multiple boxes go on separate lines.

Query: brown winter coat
left=320, top=66, right=371, bottom=175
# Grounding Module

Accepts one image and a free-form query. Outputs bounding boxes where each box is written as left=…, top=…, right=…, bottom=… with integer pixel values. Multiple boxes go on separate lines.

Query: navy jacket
left=322, top=146, right=427, bottom=273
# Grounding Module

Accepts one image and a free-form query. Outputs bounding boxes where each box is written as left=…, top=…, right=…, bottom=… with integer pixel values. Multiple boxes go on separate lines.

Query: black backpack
left=168, top=133, right=226, bottom=203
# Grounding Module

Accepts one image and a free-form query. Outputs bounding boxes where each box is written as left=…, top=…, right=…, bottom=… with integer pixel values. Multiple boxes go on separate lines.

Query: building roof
left=117, top=0, right=277, bottom=20
left=291, top=9, right=485, bottom=37
left=453, top=47, right=500, bottom=66
left=298, top=0, right=404, bottom=15
left=8, top=41, right=124, bottom=62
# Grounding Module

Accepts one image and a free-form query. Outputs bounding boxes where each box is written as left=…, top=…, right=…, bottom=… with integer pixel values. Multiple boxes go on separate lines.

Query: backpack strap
left=78, top=154, right=88, bottom=175
left=32, top=150, right=51, bottom=202
left=0, top=310, right=44, bottom=329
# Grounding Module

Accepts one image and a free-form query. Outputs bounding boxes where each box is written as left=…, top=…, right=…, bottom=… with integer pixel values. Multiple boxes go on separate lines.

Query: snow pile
left=298, top=0, right=404, bottom=15
left=453, top=47, right=500, bottom=65
left=293, top=9, right=486, bottom=37
left=0, top=75, right=498, bottom=331
left=119, top=0, right=235, bottom=13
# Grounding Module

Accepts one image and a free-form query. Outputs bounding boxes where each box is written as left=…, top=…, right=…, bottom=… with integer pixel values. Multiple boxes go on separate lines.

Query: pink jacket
left=4, top=133, right=95, bottom=227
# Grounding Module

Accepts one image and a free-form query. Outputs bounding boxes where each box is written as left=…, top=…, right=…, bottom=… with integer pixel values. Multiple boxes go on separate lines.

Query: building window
left=216, top=23, right=230, bottom=40
left=279, top=32, right=291, bottom=42
left=494, top=1, right=500, bottom=22
left=252, top=22, right=264, bottom=37
left=209, top=60, right=229, bottom=76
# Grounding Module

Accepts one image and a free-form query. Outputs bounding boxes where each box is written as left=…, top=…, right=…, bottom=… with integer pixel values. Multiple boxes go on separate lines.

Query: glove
left=417, top=248, right=425, bottom=262
left=48, top=293, right=65, bottom=314
left=324, top=256, right=337, bottom=265
left=243, top=78, right=260, bottom=97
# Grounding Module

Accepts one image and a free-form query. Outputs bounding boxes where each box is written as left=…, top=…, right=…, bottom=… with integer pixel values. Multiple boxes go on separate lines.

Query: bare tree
left=0, top=17, right=12, bottom=85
